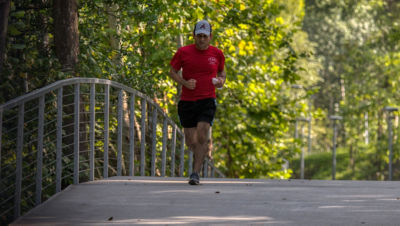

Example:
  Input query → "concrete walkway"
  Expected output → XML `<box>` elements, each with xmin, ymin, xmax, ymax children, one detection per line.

<box><xmin>12</xmin><ymin>176</ymin><xmax>400</xmax><ymax>225</ymax></box>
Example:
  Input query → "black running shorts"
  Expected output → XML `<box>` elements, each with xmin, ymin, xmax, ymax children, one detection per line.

<box><xmin>178</xmin><ymin>98</ymin><xmax>217</xmax><ymax>128</ymax></box>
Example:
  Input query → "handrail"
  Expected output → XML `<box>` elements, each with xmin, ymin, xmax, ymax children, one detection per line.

<box><xmin>0</xmin><ymin>78</ymin><xmax>224</xmax><ymax>224</ymax></box>
<box><xmin>0</xmin><ymin>78</ymin><xmax>176</xmax><ymax>128</ymax></box>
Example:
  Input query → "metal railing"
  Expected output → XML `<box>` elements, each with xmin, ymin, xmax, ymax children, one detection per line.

<box><xmin>0</xmin><ymin>78</ymin><xmax>224</xmax><ymax>223</ymax></box>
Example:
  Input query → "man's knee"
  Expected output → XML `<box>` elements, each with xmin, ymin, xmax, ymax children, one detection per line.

<box><xmin>197</xmin><ymin>132</ymin><xmax>208</xmax><ymax>145</ymax></box>
<box><xmin>184</xmin><ymin>128</ymin><xmax>197</xmax><ymax>150</ymax></box>
<box><xmin>186</xmin><ymin>139</ymin><xmax>196</xmax><ymax>150</ymax></box>
<box><xmin>197</xmin><ymin>122</ymin><xmax>210</xmax><ymax>144</ymax></box>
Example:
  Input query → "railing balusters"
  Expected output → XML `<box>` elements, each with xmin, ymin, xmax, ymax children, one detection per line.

<box><xmin>104</xmin><ymin>84</ymin><xmax>110</xmax><ymax>178</ymax></box>
<box><xmin>117</xmin><ymin>90</ymin><xmax>123</xmax><ymax>176</ymax></box>
<box><xmin>74</xmin><ymin>83</ymin><xmax>80</xmax><ymax>185</ymax></box>
<box><xmin>179</xmin><ymin>135</ymin><xmax>185</xmax><ymax>177</ymax></box>
<box><xmin>129</xmin><ymin>94</ymin><xmax>136</xmax><ymax>176</ymax></box>
<box><xmin>171</xmin><ymin>125</ymin><xmax>176</xmax><ymax>177</ymax></box>
<box><xmin>89</xmin><ymin>84</ymin><xmax>95</xmax><ymax>181</ymax></box>
<box><xmin>203</xmin><ymin>160</ymin><xmax>208</xmax><ymax>178</ymax></box>
<box><xmin>56</xmin><ymin>87</ymin><xmax>63</xmax><ymax>193</ymax></box>
<box><xmin>14</xmin><ymin>103</ymin><xmax>24</xmax><ymax>219</ymax></box>
<box><xmin>0</xmin><ymin>78</ymin><xmax>224</xmax><ymax>224</ymax></box>
<box><xmin>140</xmin><ymin>98</ymin><xmax>146</xmax><ymax>176</ymax></box>
<box><xmin>211</xmin><ymin>162</ymin><xmax>215</xmax><ymax>178</ymax></box>
<box><xmin>151</xmin><ymin>107</ymin><xmax>157</xmax><ymax>177</ymax></box>
<box><xmin>161</xmin><ymin>118</ymin><xmax>168</xmax><ymax>177</ymax></box>
<box><xmin>35</xmin><ymin>95</ymin><xmax>44</xmax><ymax>205</ymax></box>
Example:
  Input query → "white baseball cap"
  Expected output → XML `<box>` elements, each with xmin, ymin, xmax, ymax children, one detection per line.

<box><xmin>194</xmin><ymin>20</ymin><xmax>211</xmax><ymax>36</ymax></box>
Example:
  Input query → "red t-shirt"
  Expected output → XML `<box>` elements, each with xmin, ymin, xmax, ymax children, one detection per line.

<box><xmin>170</xmin><ymin>44</ymin><xmax>225</xmax><ymax>101</ymax></box>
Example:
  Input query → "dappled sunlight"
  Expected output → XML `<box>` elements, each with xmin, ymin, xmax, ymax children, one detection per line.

<box><xmin>92</xmin><ymin>179</ymin><xmax>187</xmax><ymax>184</ymax></box>
<box><xmin>327</xmin><ymin>194</ymin><xmax>400</xmax><ymax>204</ymax></box>
<box><xmin>319</xmin><ymin>205</ymin><xmax>357</xmax><ymax>209</ymax></box>
<box><xmin>90</xmin><ymin>177</ymin><xmax>268</xmax><ymax>185</ymax></box>
<box><xmin>200</xmin><ymin>180</ymin><xmax>266</xmax><ymax>184</ymax></box>
<box><xmin>12</xmin><ymin>178</ymin><xmax>400</xmax><ymax>225</ymax></box>
<box><xmin>341</xmin><ymin>198</ymin><xmax>400</xmax><ymax>202</ymax></box>
<box><xmin>376</xmin><ymin>198</ymin><xmax>400</xmax><ymax>201</ymax></box>
<box><xmin>328</xmin><ymin>194</ymin><xmax>389</xmax><ymax>199</ymax></box>
<box><xmin>114</xmin><ymin>215</ymin><xmax>288</xmax><ymax>225</ymax></box>
<box><xmin>150</xmin><ymin>189</ymin><xmax>199</xmax><ymax>194</ymax></box>
<box><xmin>341</xmin><ymin>199</ymin><xmax>368</xmax><ymax>202</ymax></box>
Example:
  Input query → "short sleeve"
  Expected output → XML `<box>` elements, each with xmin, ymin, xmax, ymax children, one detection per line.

<box><xmin>170</xmin><ymin>48</ymin><xmax>182</xmax><ymax>71</ymax></box>
<box><xmin>218</xmin><ymin>50</ymin><xmax>225</xmax><ymax>72</ymax></box>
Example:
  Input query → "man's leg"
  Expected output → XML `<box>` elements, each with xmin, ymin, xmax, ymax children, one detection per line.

<box><xmin>185</xmin><ymin>126</ymin><xmax>201</xmax><ymax>185</ymax></box>
<box><xmin>207</xmin><ymin>127</ymin><xmax>213</xmax><ymax>160</ymax></box>
<box><xmin>184</xmin><ymin>127</ymin><xmax>197</xmax><ymax>151</ymax></box>
<box><xmin>193</xmin><ymin>122</ymin><xmax>211</xmax><ymax>173</ymax></box>
<box><xmin>184</xmin><ymin>127</ymin><xmax>198</xmax><ymax>174</ymax></box>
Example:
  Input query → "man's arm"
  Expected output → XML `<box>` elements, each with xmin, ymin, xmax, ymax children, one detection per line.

<box><xmin>214</xmin><ymin>69</ymin><xmax>226</xmax><ymax>88</ymax></box>
<box><xmin>169</xmin><ymin>67</ymin><xmax>196</xmax><ymax>90</ymax></box>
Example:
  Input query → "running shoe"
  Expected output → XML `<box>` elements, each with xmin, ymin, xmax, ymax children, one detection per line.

<box><xmin>188</xmin><ymin>172</ymin><xmax>200</xmax><ymax>185</ymax></box>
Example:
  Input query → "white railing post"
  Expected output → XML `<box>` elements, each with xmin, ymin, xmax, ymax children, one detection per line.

<box><xmin>35</xmin><ymin>95</ymin><xmax>45</xmax><ymax>205</ymax></box>
<box><xmin>14</xmin><ymin>103</ymin><xmax>24</xmax><ymax>219</ymax></box>
<box><xmin>140</xmin><ymin>98</ymin><xmax>146</xmax><ymax>176</ymax></box>
<box><xmin>171</xmin><ymin>125</ymin><xmax>177</xmax><ymax>177</ymax></box>
<box><xmin>56</xmin><ymin>87</ymin><xmax>63</xmax><ymax>193</ymax></box>
<box><xmin>129</xmin><ymin>94</ymin><xmax>136</xmax><ymax>176</ymax></box>
<box><xmin>89</xmin><ymin>84</ymin><xmax>95</xmax><ymax>181</ymax></box>
<box><xmin>161</xmin><ymin>118</ymin><xmax>168</xmax><ymax>177</ymax></box>
<box><xmin>117</xmin><ymin>90</ymin><xmax>123</xmax><ymax>176</ymax></box>
<box><xmin>104</xmin><ymin>84</ymin><xmax>110</xmax><ymax>178</ymax></box>
<box><xmin>74</xmin><ymin>83</ymin><xmax>80</xmax><ymax>185</ymax></box>
<box><xmin>151</xmin><ymin>107</ymin><xmax>157</xmax><ymax>176</ymax></box>
<box><xmin>203</xmin><ymin>159</ymin><xmax>208</xmax><ymax>178</ymax></box>
<box><xmin>188</xmin><ymin>151</ymin><xmax>193</xmax><ymax>176</ymax></box>
<box><xmin>211</xmin><ymin>161</ymin><xmax>215</xmax><ymax>178</ymax></box>
<box><xmin>179</xmin><ymin>135</ymin><xmax>185</xmax><ymax>177</ymax></box>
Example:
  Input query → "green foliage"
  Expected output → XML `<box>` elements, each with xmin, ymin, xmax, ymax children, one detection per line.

<box><xmin>2</xmin><ymin>0</ymin><xmax>318</xmax><ymax>179</ymax></box>
<box><xmin>291</xmin><ymin>146</ymin><xmax>400</xmax><ymax>180</ymax></box>
<box><xmin>3</xmin><ymin>0</ymin><xmax>400</xmax><ymax>188</ymax></box>
<box><xmin>166</xmin><ymin>0</ymin><xmax>317</xmax><ymax>178</ymax></box>
<box><xmin>1</xmin><ymin>0</ymin><xmax>60</xmax><ymax>104</ymax></box>
<box><xmin>302</xmin><ymin>0</ymin><xmax>400</xmax><ymax>180</ymax></box>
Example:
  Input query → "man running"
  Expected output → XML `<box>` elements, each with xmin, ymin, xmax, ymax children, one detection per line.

<box><xmin>169</xmin><ymin>20</ymin><xmax>226</xmax><ymax>185</ymax></box>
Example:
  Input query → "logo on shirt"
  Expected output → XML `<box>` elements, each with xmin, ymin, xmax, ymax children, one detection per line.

<box><xmin>208</xmin><ymin>57</ymin><xmax>217</xmax><ymax>65</ymax></box>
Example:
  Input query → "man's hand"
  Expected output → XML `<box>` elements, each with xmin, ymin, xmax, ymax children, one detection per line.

<box><xmin>169</xmin><ymin>67</ymin><xmax>197</xmax><ymax>90</ymax></box>
<box><xmin>184</xmin><ymin>79</ymin><xmax>197</xmax><ymax>90</ymax></box>
<box><xmin>212</xmin><ymin>77</ymin><xmax>224</xmax><ymax>88</ymax></box>
<box><xmin>214</xmin><ymin>69</ymin><xmax>226</xmax><ymax>89</ymax></box>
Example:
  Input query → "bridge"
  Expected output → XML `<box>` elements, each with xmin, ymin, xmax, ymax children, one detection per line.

<box><xmin>11</xmin><ymin>177</ymin><xmax>400</xmax><ymax>225</ymax></box>
<box><xmin>1</xmin><ymin>78</ymin><xmax>400</xmax><ymax>225</ymax></box>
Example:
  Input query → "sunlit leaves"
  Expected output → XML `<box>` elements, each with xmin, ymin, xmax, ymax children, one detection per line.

<box><xmin>302</xmin><ymin>0</ymin><xmax>400</xmax><ymax>179</ymax></box>
<box><xmin>1</xmin><ymin>0</ymin><xmax>319</xmax><ymax>179</ymax></box>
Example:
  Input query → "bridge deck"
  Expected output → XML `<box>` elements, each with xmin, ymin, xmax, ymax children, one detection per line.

<box><xmin>12</xmin><ymin>177</ymin><xmax>400</xmax><ymax>225</ymax></box>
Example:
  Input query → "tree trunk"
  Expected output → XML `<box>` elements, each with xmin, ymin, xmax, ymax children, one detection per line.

<box><xmin>53</xmin><ymin>0</ymin><xmax>88</xmax><ymax>154</ymax></box>
<box><xmin>107</xmin><ymin>4</ymin><xmax>131</xmax><ymax>174</ymax></box>
<box><xmin>106</xmin><ymin>3</ymin><xmax>122</xmax><ymax>67</ymax></box>
<box><xmin>175</xmin><ymin>19</ymin><xmax>184</xmax><ymax>103</ymax></box>
<box><xmin>53</xmin><ymin>0</ymin><xmax>79</xmax><ymax>72</ymax></box>
<box><xmin>0</xmin><ymin>0</ymin><xmax>10</xmax><ymax>73</ymax></box>
<box><xmin>39</xmin><ymin>0</ymin><xmax>50</xmax><ymax>57</ymax></box>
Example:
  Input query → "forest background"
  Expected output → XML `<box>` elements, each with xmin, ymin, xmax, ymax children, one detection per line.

<box><xmin>1</xmin><ymin>0</ymin><xmax>400</xmax><ymax>180</ymax></box>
